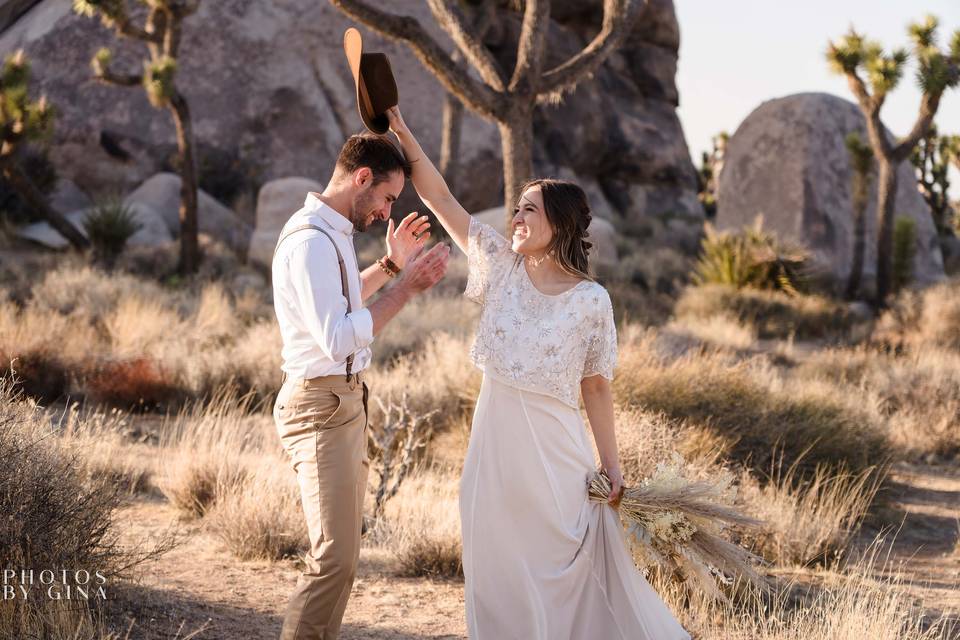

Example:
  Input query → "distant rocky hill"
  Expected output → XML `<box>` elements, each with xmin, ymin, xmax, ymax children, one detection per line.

<box><xmin>0</xmin><ymin>0</ymin><xmax>701</xmax><ymax>227</ymax></box>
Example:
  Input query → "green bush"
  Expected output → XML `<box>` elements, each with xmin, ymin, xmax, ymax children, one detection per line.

<box><xmin>693</xmin><ymin>218</ymin><xmax>809</xmax><ymax>295</ymax></box>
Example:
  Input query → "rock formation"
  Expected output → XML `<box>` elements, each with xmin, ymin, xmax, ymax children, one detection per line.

<box><xmin>717</xmin><ymin>92</ymin><xmax>944</xmax><ymax>289</ymax></box>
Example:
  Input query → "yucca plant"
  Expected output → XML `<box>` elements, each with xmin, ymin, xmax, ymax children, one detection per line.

<box><xmin>75</xmin><ymin>0</ymin><xmax>201</xmax><ymax>275</ymax></box>
<box><xmin>827</xmin><ymin>14</ymin><xmax>960</xmax><ymax>307</ymax></box>
<box><xmin>83</xmin><ymin>199</ymin><xmax>141</xmax><ymax>269</ymax></box>
<box><xmin>693</xmin><ymin>218</ymin><xmax>809</xmax><ymax>295</ymax></box>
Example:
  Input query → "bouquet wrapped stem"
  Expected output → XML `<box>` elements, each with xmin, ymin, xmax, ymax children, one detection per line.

<box><xmin>588</xmin><ymin>464</ymin><xmax>766</xmax><ymax>600</ymax></box>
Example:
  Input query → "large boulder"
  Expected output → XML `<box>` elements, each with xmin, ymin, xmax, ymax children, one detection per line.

<box><xmin>717</xmin><ymin>92</ymin><xmax>944</xmax><ymax>289</ymax></box>
<box><xmin>0</xmin><ymin>0</ymin><xmax>699</xmax><ymax>228</ymax></box>
<box><xmin>16</xmin><ymin>201</ymin><xmax>172</xmax><ymax>249</ymax></box>
<box><xmin>472</xmin><ymin>206</ymin><xmax>618</xmax><ymax>272</ymax></box>
<box><xmin>247</xmin><ymin>176</ymin><xmax>324</xmax><ymax>269</ymax></box>
<box><xmin>256</xmin><ymin>176</ymin><xmax>324</xmax><ymax>232</ymax></box>
<box><xmin>123</xmin><ymin>173</ymin><xmax>251</xmax><ymax>255</ymax></box>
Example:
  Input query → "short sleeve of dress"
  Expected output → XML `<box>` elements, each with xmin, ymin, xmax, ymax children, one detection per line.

<box><xmin>464</xmin><ymin>215</ymin><xmax>512</xmax><ymax>305</ymax></box>
<box><xmin>583</xmin><ymin>291</ymin><xmax>617</xmax><ymax>380</ymax></box>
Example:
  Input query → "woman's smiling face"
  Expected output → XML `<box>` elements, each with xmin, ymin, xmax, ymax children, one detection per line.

<box><xmin>511</xmin><ymin>186</ymin><xmax>554</xmax><ymax>255</ymax></box>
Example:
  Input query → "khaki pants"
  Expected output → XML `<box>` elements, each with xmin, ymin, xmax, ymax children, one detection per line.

<box><xmin>274</xmin><ymin>372</ymin><xmax>370</xmax><ymax>640</ymax></box>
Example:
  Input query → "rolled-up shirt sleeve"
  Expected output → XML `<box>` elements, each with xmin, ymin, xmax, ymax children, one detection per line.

<box><xmin>287</xmin><ymin>237</ymin><xmax>373</xmax><ymax>363</ymax></box>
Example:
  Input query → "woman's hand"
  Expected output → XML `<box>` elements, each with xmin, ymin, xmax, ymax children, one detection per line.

<box><xmin>386</xmin><ymin>105</ymin><xmax>410</xmax><ymax>137</ymax></box>
<box><xmin>385</xmin><ymin>211</ymin><xmax>431</xmax><ymax>269</ymax></box>
<box><xmin>604</xmin><ymin>464</ymin><xmax>624</xmax><ymax>508</ymax></box>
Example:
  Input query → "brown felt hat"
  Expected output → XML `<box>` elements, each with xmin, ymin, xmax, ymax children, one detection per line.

<box><xmin>343</xmin><ymin>27</ymin><xmax>398</xmax><ymax>135</ymax></box>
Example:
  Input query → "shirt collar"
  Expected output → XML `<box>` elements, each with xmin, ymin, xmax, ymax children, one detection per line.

<box><xmin>303</xmin><ymin>192</ymin><xmax>354</xmax><ymax>236</ymax></box>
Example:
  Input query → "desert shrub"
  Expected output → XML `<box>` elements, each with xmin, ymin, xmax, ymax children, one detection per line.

<box><xmin>875</xmin><ymin>278</ymin><xmax>960</xmax><ymax>350</ymax></box>
<box><xmin>675</xmin><ymin>284</ymin><xmax>856</xmax><ymax>340</ymax></box>
<box><xmin>613</xmin><ymin>327</ymin><xmax>891</xmax><ymax>480</ymax></box>
<box><xmin>693</xmin><ymin>219</ymin><xmax>809</xmax><ymax>294</ymax></box>
<box><xmin>0</xmin><ymin>301</ymin><xmax>99</xmax><ymax>402</ymax></box>
<box><xmin>892</xmin><ymin>215</ymin><xmax>917</xmax><ymax>292</ymax></box>
<box><xmin>0</xmin><ymin>379</ymin><xmax>154</xmax><ymax>639</ymax></box>
<box><xmin>374</xmin><ymin>467</ymin><xmax>462</xmax><ymax>578</ymax></box>
<box><xmin>84</xmin><ymin>357</ymin><xmax>181</xmax><ymax>411</ymax></box>
<box><xmin>83</xmin><ymin>199</ymin><xmax>142</xmax><ymax>269</ymax></box>
<box><xmin>206</xmin><ymin>459</ymin><xmax>306</xmax><ymax>561</ymax></box>
<box><xmin>795</xmin><ymin>345</ymin><xmax>960</xmax><ymax>459</ymax></box>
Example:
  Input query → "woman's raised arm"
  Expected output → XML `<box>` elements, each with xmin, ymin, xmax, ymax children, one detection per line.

<box><xmin>387</xmin><ymin>106</ymin><xmax>472</xmax><ymax>254</ymax></box>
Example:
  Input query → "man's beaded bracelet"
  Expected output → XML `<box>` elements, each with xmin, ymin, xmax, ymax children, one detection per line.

<box><xmin>377</xmin><ymin>256</ymin><xmax>400</xmax><ymax>278</ymax></box>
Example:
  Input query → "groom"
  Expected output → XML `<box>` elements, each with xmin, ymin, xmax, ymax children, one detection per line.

<box><xmin>272</xmin><ymin>132</ymin><xmax>450</xmax><ymax>639</ymax></box>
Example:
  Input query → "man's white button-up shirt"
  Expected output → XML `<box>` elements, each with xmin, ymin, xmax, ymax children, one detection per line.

<box><xmin>272</xmin><ymin>193</ymin><xmax>374</xmax><ymax>379</ymax></box>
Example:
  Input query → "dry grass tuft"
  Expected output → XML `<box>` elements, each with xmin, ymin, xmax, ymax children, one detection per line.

<box><xmin>655</xmin><ymin>541</ymin><xmax>955</xmax><ymax>639</ymax></box>
<box><xmin>157</xmin><ymin>389</ymin><xmax>273</xmax><ymax>520</ymax></box>
<box><xmin>206</xmin><ymin>459</ymin><xmax>307</xmax><ymax>561</ymax></box>
<box><xmin>663</xmin><ymin>313</ymin><xmax>758</xmax><ymax>351</ymax></box>
<box><xmin>740</xmin><ymin>463</ymin><xmax>885</xmax><ymax>567</ymax></box>
<box><xmin>373</xmin><ymin>467</ymin><xmax>463</xmax><ymax>578</ymax></box>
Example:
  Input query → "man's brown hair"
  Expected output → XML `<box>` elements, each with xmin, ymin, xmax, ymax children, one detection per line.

<box><xmin>335</xmin><ymin>133</ymin><xmax>411</xmax><ymax>185</ymax></box>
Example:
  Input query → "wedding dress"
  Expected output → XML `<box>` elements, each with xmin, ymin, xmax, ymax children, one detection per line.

<box><xmin>459</xmin><ymin>216</ymin><xmax>690</xmax><ymax>640</ymax></box>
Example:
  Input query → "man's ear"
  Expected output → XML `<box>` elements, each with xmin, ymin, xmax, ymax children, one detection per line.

<box><xmin>354</xmin><ymin>167</ymin><xmax>372</xmax><ymax>187</ymax></box>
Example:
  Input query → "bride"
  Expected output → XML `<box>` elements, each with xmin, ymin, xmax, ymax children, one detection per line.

<box><xmin>386</xmin><ymin>105</ymin><xmax>689</xmax><ymax>640</ymax></box>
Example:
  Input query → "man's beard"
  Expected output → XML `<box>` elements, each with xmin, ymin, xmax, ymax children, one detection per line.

<box><xmin>349</xmin><ymin>189</ymin><xmax>377</xmax><ymax>232</ymax></box>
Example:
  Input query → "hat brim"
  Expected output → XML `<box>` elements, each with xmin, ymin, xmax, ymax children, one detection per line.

<box><xmin>343</xmin><ymin>28</ymin><xmax>397</xmax><ymax>135</ymax></box>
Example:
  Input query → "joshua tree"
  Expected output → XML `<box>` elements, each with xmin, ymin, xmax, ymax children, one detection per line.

<box><xmin>911</xmin><ymin>124</ymin><xmax>956</xmax><ymax>235</ymax></box>
<box><xmin>827</xmin><ymin>15</ymin><xmax>960</xmax><ymax>307</ymax></box>
<box><xmin>845</xmin><ymin>132</ymin><xmax>873</xmax><ymax>299</ymax></box>
<box><xmin>74</xmin><ymin>0</ymin><xmax>201</xmax><ymax>275</ymax></box>
<box><xmin>331</xmin><ymin>0</ymin><xmax>646</xmax><ymax>227</ymax></box>
<box><xmin>0</xmin><ymin>51</ymin><xmax>88</xmax><ymax>250</ymax></box>
<box><xmin>438</xmin><ymin>2</ymin><xmax>499</xmax><ymax>197</ymax></box>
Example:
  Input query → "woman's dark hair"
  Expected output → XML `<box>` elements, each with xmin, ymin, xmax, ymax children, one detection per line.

<box><xmin>335</xmin><ymin>133</ymin><xmax>412</xmax><ymax>184</ymax></box>
<box><xmin>517</xmin><ymin>178</ymin><xmax>593</xmax><ymax>280</ymax></box>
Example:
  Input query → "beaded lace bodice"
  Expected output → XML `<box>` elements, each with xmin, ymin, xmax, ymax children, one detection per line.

<box><xmin>463</xmin><ymin>216</ymin><xmax>617</xmax><ymax>408</ymax></box>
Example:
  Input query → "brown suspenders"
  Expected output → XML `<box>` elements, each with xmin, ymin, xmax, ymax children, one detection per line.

<box><xmin>274</xmin><ymin>223</ymin><xmax>356</xmax><ymax>379</ymax></box>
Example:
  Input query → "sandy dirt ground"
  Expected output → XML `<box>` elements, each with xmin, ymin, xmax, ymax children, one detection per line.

<box><xmin>102</xmin><ymin>462</ymin><xmax>959</xmax><ymax>639</ymax></box>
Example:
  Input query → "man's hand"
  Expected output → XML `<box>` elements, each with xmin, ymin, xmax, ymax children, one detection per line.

<box><xmin>396</xmin><ymin>242</ymin><xmax>450</xmax><ymax>294</ymax></box>
<box><xmin>385</xmin><ymin>211</ymin><xmax>431</xmax><ymax>269</ymax></box>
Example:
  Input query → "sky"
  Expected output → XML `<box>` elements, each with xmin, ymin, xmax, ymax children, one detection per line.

<box><xmin>675</xmin><ymin>0</ymin><xmax>960</xmax><ymax>183</ymax></box>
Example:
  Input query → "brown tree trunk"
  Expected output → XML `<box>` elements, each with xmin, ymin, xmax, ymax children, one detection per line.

<box><xmin>439</xmin><ymin>93</ymin><xmax>463</xmax><ymax>195</ymax></box>
<box><xmin>0</xmin><ymin>159</ymin><xmax>89</xmax><ymax>250</ymax></box>
<box><xmin>169</xmin><ymin>91</ymin><xmax>199</xmax><ymax>275</ymax></box>
<box><xmin>498</xmin><ymin>104</ymin><xmax>534</xmax><ymax>229</ymax></box>
<box><xmin>845</xmin><ymin>170</ymin><xmax>868</xmax><ymax>300</ymax></box>
<box><xmin>874</xmin><ymin>157</ymin><xmax>898</xmax><ymax>308</ymax></box>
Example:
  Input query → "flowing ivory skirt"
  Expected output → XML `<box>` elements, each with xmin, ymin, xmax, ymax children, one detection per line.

<box><xmin>459</xmin><ymin>374</ymin><xmax>691</xmax><ymax>640</ymax></box>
